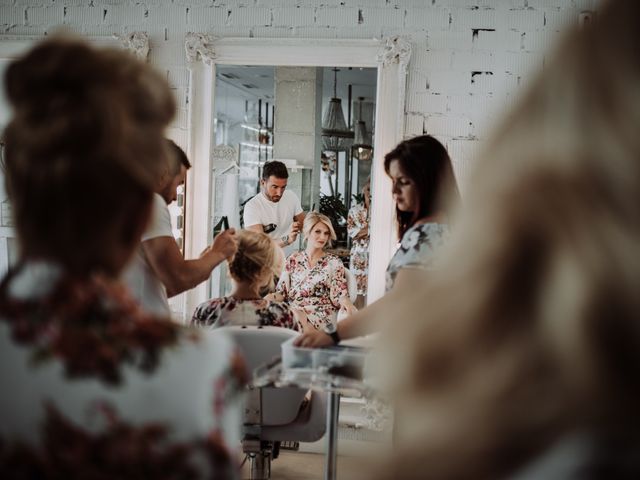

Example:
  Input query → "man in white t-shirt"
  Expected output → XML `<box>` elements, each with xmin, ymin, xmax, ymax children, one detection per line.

<box><xmin>123</xmin><ymin>140</ymin><xmax>237</xmax><ymax>317</ymax></box>
<box><xmin>243</xmin><ymin>160</ymin><xmax>306</xmax><ymax>250</ymax></box>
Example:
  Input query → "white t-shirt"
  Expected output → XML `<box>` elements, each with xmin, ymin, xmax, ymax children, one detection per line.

<box><xmin>243</xmin><ymin>190</ymin><xmax>303</xmax><ymax>241</ymax></box>
<box><xmin>122</xmin><ymin>194</ymin><xmax>173</xmax><ymax>317</ymax></box>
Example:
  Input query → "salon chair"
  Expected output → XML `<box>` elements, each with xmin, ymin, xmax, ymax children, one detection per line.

<box><xmin>337</xmin><ymin>268</ymin><xmax>359</xmax><ymax>322</ymax></box>
<box><xmin>223</xmin><ymin>325</ymin><xmax>327</xmax><ymax>480</ymax></box>
<box><xmin>344</xmin><ymin>268</ymin><xmax>358</xmax><ymax>304</ymax></box>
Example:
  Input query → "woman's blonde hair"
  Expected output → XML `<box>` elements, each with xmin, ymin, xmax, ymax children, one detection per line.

<box><xmin>3</xmin><ymin>35</ymin><xmax>174</xmax><ymax>277</ymax></box>
<box><xmin>380</xmin><ymin>1</ymin><xmax>640</xmax><ymax>478</ymax></box>
<box><xmin>229</xmin><ymin>230</ymin><xmax>282</xmax><ymax>289</ymax></box>
<box><xmin>303</xmin><ymin>212</ymin><xmax>337</xmax><ymax>246</ymax></box>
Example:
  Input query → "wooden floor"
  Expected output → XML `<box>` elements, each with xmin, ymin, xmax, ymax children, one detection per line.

<box><xmin>240</xmin><ymin>451</ymin><xmax>368</xmax><ymax>480</ymax></box>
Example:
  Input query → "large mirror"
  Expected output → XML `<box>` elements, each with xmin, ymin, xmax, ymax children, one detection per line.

<box><xmin>210</xmin><ymin>64</ymin><xmax>377</xmax><ymax>306</ymax></box>
<box><xmin>181</xmin><ymin>36</ymin><xmax>410</xmax><ymax>320</ymax></box>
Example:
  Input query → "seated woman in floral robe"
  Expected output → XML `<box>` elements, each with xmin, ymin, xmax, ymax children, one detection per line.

<box><xmin>347</xmin><ymin>181</ymin><xmax>371</xmax><ymax>304</ymax></box>
<box><xmin>273</xmin><ymin>212</ymin><xmax>356</xmax><ymax>331</ymax></box>
<box><xmin>192</xmin><ymin>230</ymin><xmax>300</xmax><ymax>331</ymax></box>
<box><xmin>0</xmin><ymin>37</ymin><xmax>244</xmax><ymax>478</ymax></box>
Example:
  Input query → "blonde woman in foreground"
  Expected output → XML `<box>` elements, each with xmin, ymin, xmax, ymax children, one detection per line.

<box><xmin>192</xmin><ymin>230</ymin><xmax>300</xmax><ymax>331</ymax></box>
<box><xmin>374</xmin><ymin>1</ymin><xmax>640</xmax><ymax>478</ymax></box>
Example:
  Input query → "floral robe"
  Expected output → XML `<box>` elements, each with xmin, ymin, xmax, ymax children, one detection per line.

<box><xmin>191</xmin><ymin>296</ymin><xmax>301</xmax><ymax>331</ymax></box>
<box><xmin>347</xmin><ymin>202</ymin><xmax>369</xmax><ymax>295</ymax></box>
<box><xmin>276</xmin><ymin>251</ymin><xmax>348</xmax><ymax>330</ymax></box>
<box><xmin>0</xmin><ymin>261</ymin><xmax>246</xmax><ymax>478</ymax></box>
<box><xmin>385</xmin><ymin>222</ymin><xmax>450</xmax><ymax>292</ymax></box>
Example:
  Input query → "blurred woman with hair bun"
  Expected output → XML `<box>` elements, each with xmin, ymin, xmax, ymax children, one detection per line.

<box><xmin>0</xmin><ymin>36</ymin><xmax>244</xmax><ymax>478</ymax></box>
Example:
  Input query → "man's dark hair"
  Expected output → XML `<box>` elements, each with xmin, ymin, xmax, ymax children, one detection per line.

<box><xmin>167</xmin><ymin>139</ymin><xmax>191</xmax><ymax>175</ymax></box>
<box><xmin>262</xmin><ymin>160</ymin><xmax>288</xmax><ymax>181</ymax></box>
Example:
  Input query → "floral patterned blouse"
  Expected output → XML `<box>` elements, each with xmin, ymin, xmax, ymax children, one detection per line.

<box><xmin>385</xmin><ymin>222</ymin><xmax>450</xmax><ymax>292</ymax></box>
<box><xmin>0</xmin><ymin>261</ymin><xmax>246</xmax><ymax>478</ymax></box>
<box><xmin>191</xmin><ymin>296</ymin><xmax>301</xmax><ymax>331</ymax></box>
<box><xmin>276</xmin><ymin>251</ymin><xmax>349</xmax><ymax>330</ymax></box>
<box><xmin>347</xmin><ymin>202</ymin><xmax>370</xmax><ymax>296</ymax></box>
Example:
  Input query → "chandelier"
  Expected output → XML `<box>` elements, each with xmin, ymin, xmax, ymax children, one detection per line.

<box><xmin>321</xmin><ymin>68</ymin><xmax>354</xmax><ymax>151</ymax></box>
<box><xmin>352</xmin><ymin>97</ymin><xmax>373</xmax><ymax>161</ymax></box>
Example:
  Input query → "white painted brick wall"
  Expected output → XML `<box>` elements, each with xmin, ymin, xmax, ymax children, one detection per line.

<box><xmin>427</xmin><ymin>29</ymin><xmax>471</xmax><ymax>51</ymax></box>
<box><xmin>359</xmin><ymin>7</ymin><xmax>405</xmax><ymax>27</ymax></box>
<box><xmin>425</xmin><ymin>114</ymin><xmax>473</xmax><ymax>138</ymax></box>
<box><xmin>451</xmin><ymin>50</ymin><xmax>495</xmax><ymax>71</ymax></box>
<box><xmin>104</xmin><ymin>5</ymin><xmax>147</xmax><ymax>26</ymax></box>
<box><xmin>472</xmin><ymin>29</ymin><xmax>521</xmax><ymax>52</ymax></box>
<box><xmin>63</xmin><ymin>6</ymin><xmax>106</xmax><ymax>26</ymax></box>
<box><xmin>0</xmin><ymin>6</ymin><xmax>25</xmax><ymax>26</ymax></box>
<box><xmin>506</xmin><ymin>8</ymin><xmax>545</xmax><ymax>31</ymax></box>
<box><xmin>26</xmin><ymin>7</ymin><xmax>64</xmax><ymax>25</ymax></box>
<box><xmin>186</xmin><ymin>6</ymin><xmax>228</xmax><ymax>30</ymax></box>
<box><xmin>404</xmin><ymin>8</ymin><xmax>450</xmax><ymax>30</ymax></box>
<box><xmin>228</xmin><ymin>6</ymin><xmax>271</xmax><ymax>27</ymax></box>
<box><xmin>271</xmin><ymin>7</ymin><xmax>315</xmax><ymax>27</ymax></box>
<box><xmin>315</xmin><ymin>7</ymin><xmax>360</xmax><ymax>28</ymax></box>
<box><xmin>0</xmin><ymin>0</ymin><xmax>602</xmax><ymax>180</ymax></box>
<box><xmin>407</xmin><ymin>91</ymin><xmax>448</xmax><ymax>116</ymax></box>
<box><xmin>453</xmin><ymin>7</ymin><xmax>505</xmax><ymax>31</ymax></box>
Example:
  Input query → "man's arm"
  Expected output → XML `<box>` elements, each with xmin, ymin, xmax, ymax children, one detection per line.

<box><xmin>247</xmin><ymin>222</ymin><xmax>289</xmax><ymax>248</ymax></box>
<box><xmin>293</xmin><ymin>211</ymin><xmax>305</xmax><ymax>227</ymax></box>
<box><xmin>246</xmin><ymin>224</ymin><xmax>263</xmax><ymax>234</ymax></box>
<box><xmin>142</xmin><ymin>229</ymin><xmax>237</xmax><ymax>298</ymax></box>
<box><xmin>278</xmin><ymin>211</ymin><xmax>306</xmax><ymax>248</ymax></box>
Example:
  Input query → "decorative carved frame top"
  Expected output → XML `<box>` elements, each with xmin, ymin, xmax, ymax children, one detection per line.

<box><xmin>185</xmin><ymin>33</ymin><xmax>217</xmax><ymax>65</ymax></box>
<box><xmin>378</xmin><ymin>36</ymin><xmax>412</xmax><ymax>73</ymax></box>
<box><xmin>182</xmin><ymin>35</ymin><xmax>412</xmax><ymax>319</ymax></box>
<box><xmin>115</xmin><ymin>32</ymin><xmax>150</xmax><ymax>61</ymax></box>
<box><xmin>0</xmin><ymin>32</ymin><xmax>149</xmax><ymax>60</ymax></box>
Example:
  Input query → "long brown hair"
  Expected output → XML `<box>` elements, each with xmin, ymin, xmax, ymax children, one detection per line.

<box><xmin>384</xmin><ymin>135</ymin><xmax>459</xmax><ymax>239</ymax></box>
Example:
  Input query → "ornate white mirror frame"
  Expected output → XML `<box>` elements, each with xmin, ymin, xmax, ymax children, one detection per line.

<box><xmin>0</xmin><ymin>33</ymin><xmax>149</xmax><ymax>278</ymax></box>
<box><xmin>183</xmin><ymin>34</ymin><xmax>411</xmax><ymax>318</ymax></box>
<box><xmin>0</xmin><ymin>32</ymin><xmax>150</xmax><ymax>60</ymax></box>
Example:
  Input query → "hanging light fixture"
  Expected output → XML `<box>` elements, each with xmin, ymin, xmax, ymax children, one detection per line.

<box><xmin>352</xmin><ymin>97</ymin><xmax>373</xmax><ymax>162</ymax></box>
<box><xmin>322</xmin><ymin>68</ymin><xmax>354</xmax><ymax>151</ymax></box>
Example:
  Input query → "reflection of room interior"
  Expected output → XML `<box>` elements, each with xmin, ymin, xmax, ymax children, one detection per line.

<box><xmin>212</xmin><ymin>65</ymin><xmax>376</xmax><ymax>298</ymax></box>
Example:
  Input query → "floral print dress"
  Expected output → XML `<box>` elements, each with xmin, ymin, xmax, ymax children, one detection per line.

<box><xmin>360</xmin><ymin>223</ymin><xmax>450</xmax><ymax>433</ymax></box>
<box><xmin>347</xmin><ymin>202</ymin><xmax>370</xmax><ymax>295</ymax></box>
<box><xmin>276</xmin><ymin>251</ymin><xmax>349</xmax><ymax>330</ymax></box>
<box><xmin>385</xmin><ymin>222</ymin><xmax>450</xmax><ymax>292</ymax></box>
<box><xmin>0</xmin><ymin>261</ymin><xmax>246</xmax><ymax>478</ymax></box>
<box><xmin>191</xmin><ymin>296</ymin><xmax>301</xmax><ymax>331</ymax></box>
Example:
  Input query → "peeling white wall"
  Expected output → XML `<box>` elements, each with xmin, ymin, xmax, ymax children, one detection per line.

<box><xmin>1</xmin><ymin>0</ymin><xmax>601</xmax><ymax>187</ymax></box>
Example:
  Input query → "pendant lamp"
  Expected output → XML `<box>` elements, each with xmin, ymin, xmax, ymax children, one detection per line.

<box><xmin>322</xmin><ymin>68</ymin><xmax>354</xmax><ymax>151</ymax></box>
<box><xmin>352</xmin><ymin>97</ymin><xmax>373</xmax><ymax>161</ymax></box>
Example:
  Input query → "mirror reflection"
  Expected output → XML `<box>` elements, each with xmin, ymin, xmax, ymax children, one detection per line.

<box><xmin>211</xmin><ymin>64</ymin><xmax>376</xmax><ymax>307</ymax></box>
